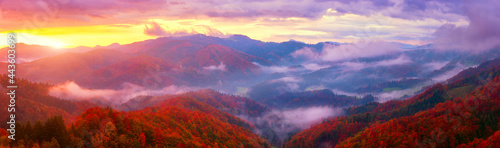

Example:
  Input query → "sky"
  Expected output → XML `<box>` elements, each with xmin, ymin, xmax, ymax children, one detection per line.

<box><xmin>0</xmin><ymin>0</ymin><xmax>495</xmax><ymax>49</ymax></box>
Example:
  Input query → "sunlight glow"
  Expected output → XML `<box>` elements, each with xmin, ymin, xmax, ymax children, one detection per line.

<box><xmin>0</xmin><ymin>33</ymin><xmax>68</xmax><ymax>48</ymax></box>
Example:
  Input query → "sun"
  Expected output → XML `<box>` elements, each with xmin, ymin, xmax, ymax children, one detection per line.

<box><xmin>0</xmin><ymin>33</ymin><xmax>69</xmax><ymax>49</ymax></box>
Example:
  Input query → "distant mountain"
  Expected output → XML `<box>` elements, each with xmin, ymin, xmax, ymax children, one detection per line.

<box><xmin>354</xmin><ymin>78</ymin><xmax>429</xmax><ymax>93</ymax></box>
<box><xmin>0</xmin><ymin>43</ymin><xmax>92</xmax><ymax>63</ymax></box>
<box><xmin>246</xmin><ymin>48</ymin><xmax>500</xmax><ymax>101</ymax></box>
<box><xmin>221</xmin><ymin>35</ymin><xmax>325</xmax><ymax>62</ymax></box>
<box><xmin>179</xmin><ymin>44</ymin><xmax>266</xmax><ymax>76</ymax></box>
<box><xmin>11</xmin><ymin>36</ymin><xmax>500</xmax><ymax>98</ymax></box>
<box><xmin>110</xmin><ymin>35</ymin><xmax>273</xmax><ymax>66</ymax></box>
<box><xmin>395</xmin><ymin>42</ymin><xmax>419</xmax><ymax>49</ymax></box>
<box><xmin>303</xmin><ymin>61</ymin><xmax>422</xmax><ymax>91</ymax></box>
<box><xmin>247</xmin><ymin>79</ymin><xmax>300</xmax><ymax>100</ymax></box>
<box><xmin>264</xmin><ymin>89</ymin><xmax>374</xmax><ymax>109</ymax></box>
<box><xmin>107</xmin><ymin>36</ymin><xmax>273</xmax><ymax>79</ymax></box>
<box><xmin>16</xmin><ymin>35</ymin><xmax>491</xmax><ymax>98</ymax></box>
<box><xmin>13</xmin><ymin>49</ymin><xmax>129</xmax><ymax>84</ymax></box>
<box><xmin>9</xmin><ymin>45</ymin><xmax>261</xmax><ymax>89</ymax></box>
<box><xmin>6</xmin><ymin>36</ymin><xmax>276</xmax><ymax>89</ymax></box>
<box><xmin>109</xmin><ymin>34</ymin><xmax>321</xmax><ymax>64</ymax></box>
<box><xmin>75</xmin><ymin>55</ymin><xmax>185</xmax><ymax>89</ymax></box>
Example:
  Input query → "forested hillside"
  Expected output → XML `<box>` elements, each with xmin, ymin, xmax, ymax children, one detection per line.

<box><xmin>287</xmin><ymin>59</ymin><xmax>500</xmax><ymax>147</ymax></box>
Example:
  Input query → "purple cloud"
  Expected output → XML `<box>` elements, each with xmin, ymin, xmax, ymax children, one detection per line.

<box><xmin>0</xmin><ymin>0</ymin><xmax>167</xmax><ymax>30</ymax></box>
<box><xmin>144</xmin><ymin>22</ymin><xmax>172</xmax><ymax>36</ymax></box>
<box><xmin>143</xmin><ymin>21</ymin><xmax>227</xmax><ymax>37</ymax></box>
<box><xmin>0</xmin><ymin>0</ymin><xmax>469</xmax><ymax>30</ymax></box>
<box><xmin>314</xmin><ymin>0</ymin><xmax>464</xmax><ymax>21</ymax></box>
<box><xmin>433</xmin><ymin>0</ymin><xmax>500</xmax><ymax>52</ymax></box>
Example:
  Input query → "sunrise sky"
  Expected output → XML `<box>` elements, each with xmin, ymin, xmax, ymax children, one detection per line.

<box><xmin>0</xmin><ymin>0</ymin><xmax>489</xmax><ymax>48</ymax></box>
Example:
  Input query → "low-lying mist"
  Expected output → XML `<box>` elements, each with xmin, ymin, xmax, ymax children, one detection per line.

<box><xmin>48</xmin><ymin>81</ymin><xmax>199</xmax><ymax>106</ymax></box>
<box><xmin>238</xmin><ymin>106</ymin><xmax>344</xmax><ymax>143</ymax></box>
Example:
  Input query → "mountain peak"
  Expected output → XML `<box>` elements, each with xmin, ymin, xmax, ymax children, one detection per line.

<box><xmin>288</xmin><ymin>39</ymin><xmax>305</xmax><ymax>43</ymax></box>
<box><xmin>229</xmin><ymin>34</ymin><xmax>252</xmax><ymax>41</ymax></box>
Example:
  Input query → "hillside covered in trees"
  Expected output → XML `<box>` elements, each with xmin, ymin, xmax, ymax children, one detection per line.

<box><xmin>286</xmin><ymin>59</ymin><xmax>500</xmax><ymax>147</ymax></box>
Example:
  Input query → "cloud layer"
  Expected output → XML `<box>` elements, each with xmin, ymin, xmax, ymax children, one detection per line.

<box><xmin>293</xmin><ymin>42</ymin><xmax>402</xmax><ymax>61</ymax></box>
<box><xmin>203</xmin><ymin>62</ymin><xmax>228</xmax><ymax>71</ymax></box>
<box><xmin>433</xmin><ymin>0</ymin><xmax>500</xmax><ymax>52</ymax></box>
<box><xmin>0</xmin><ymin>0</ymin><xmax>467</xmax><ymax>24</ymax></box>
<box><xmin>48</xmin><ymin>81</ymin><xmax>199</xmax><ymax>105</ymax></box>
<box><xmin>239</xmin><ymin>106</ymin><xmax>344</xmax><ymax>141</ymax></box>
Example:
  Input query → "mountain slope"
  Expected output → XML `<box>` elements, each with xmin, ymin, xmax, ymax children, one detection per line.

<box><xmin>118</xmin><ymin>89</ymin><xmax>269</xmax><ymax>116</ymax></box>
<box><xmin>286</xmin><ymin>58</ymin><xmax>500</xmax><ymax>147</ymax></box>
<box><xmin>172</xmin><ymin>34</ymin><xmax>325</xmax><ymax>63</ymax></box>
<box><xmin>286</xmin><ymin>83</ymin><xmax>451</xmax><ymax>147</ymax></box>
<box><xmin>9</xmin><ymin>106</ymin><xmax>271</xmax><ymax>148</ymax></box>
<box><xmin>115</xmin><ymin>36</ymin><xmax>273</xmax><ymax>70</ymax></box>
<box><xmin>0</xmin><ymin>75</ymin><xmax>100</xmax><ymax>127</ymax></box>
<box><xmin>15</xmin><ymin>49</ymin><xmax>129</xmax><ymax>83</ymax></box>
<box><xmin>154</xmin><ymin>97</ymin><xmax>256</xmax><ymax>130</ymax></box>
<box><xmin>75</xmin><ymin>55</ymin><xmax>185</xmax><ymax>89</ymax></box>
<box><xmin>175</xmin><ymin>89</ymin><xmax>269</xmax><ymax>117</ymax></box>
<box><xmin>337</xmin><ymin>75</ymin><xmax>500</xmax><ymax>147</ymax></box>
<box><xmin>181</xmin><ymin>44</ymin><xmax>264</xmax><ymax>75</ymax></box>
<box><xmin>0</xmin><ymin>95</ymin><xmax>73</xmax><ymax>127</ymax></box>
<box><xmin>3</xmin><ymin>84</ymin><xmax>271</xmax><ymax>147</ymax></box>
